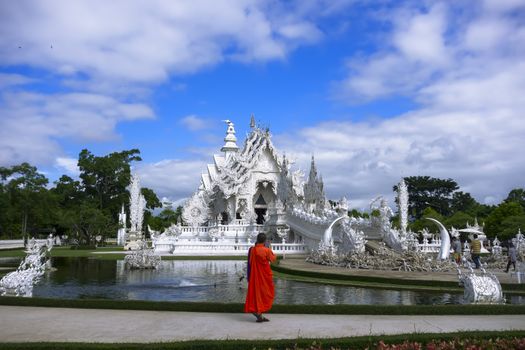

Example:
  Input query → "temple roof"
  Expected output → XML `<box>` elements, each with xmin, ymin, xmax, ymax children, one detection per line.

<box><xmin>200</xmin><ymin>124</ymin><xmax>281</xmax><ymax>199</ymax></box>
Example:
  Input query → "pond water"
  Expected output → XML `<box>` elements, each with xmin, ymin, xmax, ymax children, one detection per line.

<box><xmin>19</xmin><ymin>257</ymin><xmax>523</xmax><ymax>305</ymax></box>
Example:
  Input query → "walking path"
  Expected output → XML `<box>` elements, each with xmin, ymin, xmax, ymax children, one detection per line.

<box><xmin>0</xmin><ymin>306</ymin><xmax>524</xmax><ymax>343</ymax></box>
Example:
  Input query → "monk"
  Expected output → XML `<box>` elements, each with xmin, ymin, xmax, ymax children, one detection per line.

<box><xmin>244</xmin><ymin>232</ymin><xmax>276</xmax><ymax>322</ymax></box>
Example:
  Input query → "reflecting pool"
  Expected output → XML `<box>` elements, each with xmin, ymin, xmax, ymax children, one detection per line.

<box><xmin>21</xmin><ymin>257</ymin><xmax>524</xmax><ymax>305</ymax></box>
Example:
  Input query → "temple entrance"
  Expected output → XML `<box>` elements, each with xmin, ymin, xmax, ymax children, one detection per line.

<box><xmin>220</xmin><ymin>212</ymin><xmax>228</xmax><ymax>225</ymax></box>
<box><xmin>255</xmin><ymin>208</ymin><xmax>267</xmax><ymax>225</ymax></box>
<box><xmin>253</xmin><ymin>181</ymin><xmax>276</xmax><ymax>225</ymax></box>
<box><xmin>254</xmin><ymin>194</ymin><xmax>267</xmax><ymax>225</ymax></box>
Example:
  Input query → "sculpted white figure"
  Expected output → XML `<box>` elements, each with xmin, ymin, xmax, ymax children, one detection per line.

<box><xmin>129</xmin><ymin>173</ymin><xmax>145</xmax><ymax>234</ymax></box>
<box><xmin>0</xmin><ymin>238</ymin><xmax>53</xmax><ymax>297</ymax></box>
<box><xmin>458</xmin><ymin>265</ymin><xmax>504</xmax><ymax>304</ymax></box>
<box><xmin>124</xmin><ymin>240</ymin><xmax>161</xmax><ymax>269</ymax></box>
<box><xmin>182</xmin><ymin>191</ymin><xmax>210</xmax><ymax>227</ymax></box>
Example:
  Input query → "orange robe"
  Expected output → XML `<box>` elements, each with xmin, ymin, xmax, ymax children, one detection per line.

<box><xmin>244</xmin><ymin>243</ymin><xmax>276</xmax><ymax>314</ymax></box>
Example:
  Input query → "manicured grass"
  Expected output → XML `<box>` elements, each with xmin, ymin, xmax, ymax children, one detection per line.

<box><xmin>1</xmin><ymin>296</ymin><xmax>525</xmax><ymax>315</ymax></box>
<box><xmin>0</xmin><ymin>331</ymin><xmax>524</xmax><ymax>349</ymax></box>
<box><xmin>272</xmin><ymin>263</ymin><xmax>525</xmax><ymax>295</ymax></box>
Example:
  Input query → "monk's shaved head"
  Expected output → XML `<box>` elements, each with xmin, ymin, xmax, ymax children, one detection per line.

<box><xmin>256</xmin><ymin>233</ymin><xmax>267</xmax><ymax>244</ymax></box>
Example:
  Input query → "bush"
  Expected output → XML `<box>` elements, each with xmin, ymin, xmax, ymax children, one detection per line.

<box><xmin>70</xmin><ymin>245</ymin><xmax>97</xmax><ymax>250</ymax></box>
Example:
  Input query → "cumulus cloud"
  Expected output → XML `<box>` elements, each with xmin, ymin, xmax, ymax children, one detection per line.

<box><xmin>180</xmin><ymin>115</ymin><xmax>211</xmax><ymax>131</ymax></box>
<box><xmin>0</xmin><ymin>0</ymin><xmax>345</xmax><ymax>168</ymax></box>
<box><xmin>136</xmin><ymin>159</ymin><xmax>208</xmax><ymax>200</ymax></box>
<box><xmin>55</xmin><ymin>157</ymin><xmax>80</xmax><ymax>177</ymax></box>
<box><xmin>0</xmin><ymin>0</ymin><xmax>327</xmax><ymax>87</ymax></box>
<box><xmin>0</xmin><ymin>91</ymin><xmax>154</xmax><ymax>166</ymax></box>
<box><xmin>305</xmin><ymin>0</ymin><xmax>525</xmax><ymax>208</ymax></box>
<box><xmin>0</xmin><ymin>73</ymin><xmax>35</xmax><ymax>88</ymax></box>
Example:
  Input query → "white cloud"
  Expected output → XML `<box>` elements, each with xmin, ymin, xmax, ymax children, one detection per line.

<box><xmin>392</xmin><ymin>4</ymin><xmax>449</xmax><ymax>65</ymax></box>
<box><xmin>180</xmin><ymin>115</ymin><xmax>211</xmax><ymax>131</ymax></box>
<box><xmin>136</xmin><ymin>159</ymin><xmax>208</xmax><ymax>200</ymax></box>
<box><xmin>298</xmin><ymin>1</ymin><xmax>525</xmax><ymax>208</ymax></box>
<box><xmin>275</xmin><ymin>105</ymin><xmax>525</xmax><ymax>209</ymax></box>
<box><xmin>0</xmin><ymin>0</ymin><xmax>329</xmax><ymax>88</ymax></box>
<box><xmin>0</xmin><ymin>91</ymin><xmax>154</xmax><ymax>166</ymax></box>
<box><xmin>55</xmin><ymin>157</ymin><xmax>80</xmax><ymax>177</ymax></box>
<box><xmin>0</xmin><ymin>73</ymin><xmax>35</xmax><ymax>88</ymax></box>
<box><xmin>0</xmin><ymin>0</ymin><xmax>348</xmax><ymax>169</ymax></box>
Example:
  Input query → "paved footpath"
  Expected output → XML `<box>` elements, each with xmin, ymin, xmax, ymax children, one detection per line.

<box><xmin>0</xmin><ymin>306</ymin><xmax>524</xmax><ymax>343</ymax></box>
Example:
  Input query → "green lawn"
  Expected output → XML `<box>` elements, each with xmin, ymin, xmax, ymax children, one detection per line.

<box><xmin>2</xmin><ymin>296</ymin><xmax>525</xmax><ymax>315</ymax></box>
<box><xmin>0</xmin><ymin>331</ymin><xmax>524</xmax><ymax>350</ymax></box>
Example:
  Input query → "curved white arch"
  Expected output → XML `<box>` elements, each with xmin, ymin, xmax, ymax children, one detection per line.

<box><xmin>426</xmin><ymin>217</ymin><xmax>451</xmax><ymax>260</ymax></box>
<box><xmin>323</xmin><ymin>216</ymin><xmax>347</xmax><ymax>246</ymax></box>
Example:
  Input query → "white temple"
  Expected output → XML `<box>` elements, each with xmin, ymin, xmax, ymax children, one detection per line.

<box><xmin>152</xmin><ymin>117</ymin><xmax>370</xmax><ymax>255</ymax></box>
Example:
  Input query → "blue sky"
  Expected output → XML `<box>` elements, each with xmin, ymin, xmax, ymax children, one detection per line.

<box><xmin>1</xmin><ymin>0</ymin><xmax>524</xmax><ymax>209</ymax></box>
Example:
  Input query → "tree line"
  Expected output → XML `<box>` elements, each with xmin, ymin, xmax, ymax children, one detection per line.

<box><xmin>0</xmin><ymin>149</ymin><xmax>181</xmax><ymax>245</ymax></box>
<box><xmin>1</xmin><ymin>149</ymin><xmax>524</xmax><ymax>244</ymax></box>
<box><xmin>392</xmin><ymin>176</ymin><xmax>525</xmax><ymax>241</ymax></box>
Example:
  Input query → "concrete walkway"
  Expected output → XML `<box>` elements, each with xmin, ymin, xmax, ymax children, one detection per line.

<box><xmin>0</xmin><ymin>306</ymin><xmax>524</xmax><ymax>343</ymax></box>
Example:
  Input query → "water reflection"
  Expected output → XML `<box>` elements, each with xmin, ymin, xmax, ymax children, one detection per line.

<box><xmin>29</xmin><ymin>258</ymin><xmax>521</xmax><ymax>305</ymax></box>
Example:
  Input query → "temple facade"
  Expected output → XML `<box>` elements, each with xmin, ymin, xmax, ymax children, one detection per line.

<box><xmin>150</xmin><ymin>117</ymin><xmax>358</xmax><ymax>255</ymax></box>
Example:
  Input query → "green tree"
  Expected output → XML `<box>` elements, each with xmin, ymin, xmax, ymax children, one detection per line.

<box><xmin>147</xmin><ymin>206</ymin><xmax>182</xmax><ymax>231</ymax></box>
<box><xmin>450</xmin><ymin>191</ymin><xmax>478</xmax><ymax>213</ymax></box>
<box><xmin>393</xmin><ymin>176</ymin><xmax>459</xmax><ymax>219</ymax></box>
<box><xmin>505</xmin><ymin>188</ymin><xmax>525</xmax><ymax>208</ymax></box>
<box><xmin>78</xmin><ymin>148</ymin><xmax>141</xmax><ymax>213</ymax></box>
<box><xmin>141</xmin><ymin>188</ymin><xmax>161</xmax><ymax>210</ymax></box>
<box><xmin>484</xmin><ymin>202</ymin><xmax>524</xmax><ymax>238</ymax></box>
<box><xmin>60</xmin><ymin>202</ymin><xmax>116</xmax><ymax>245</ymax></box>
<box><xmin>499</xmin><ymin>215</ymin><xmax>525</xmax><ymax>241</ymax></box>
<box><xmin>0</xmin><ymin>163</ymin><xmax>51</xmax><ymax>241</ymax></box>
<box><xmin>409</xmin><ymin>207</ymin><xmax>444</xmax><ymax>233</ymax></box>
<box><xmin>444</xmin><ymin>211</ymin><xmax>474</xmax><ymax>230</ymax></box>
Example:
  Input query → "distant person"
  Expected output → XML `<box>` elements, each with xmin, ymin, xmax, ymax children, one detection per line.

<box><xmin>470</xmin><ymin>234</ymin><xmax>481</xmax><ymax>269</ymax></box>
<box><xmin>452</xmin><ymin>237</ymin><xmax>462</xmax><ymax>264</ymax></box>
<box><xmin>244</xmin><ymin>233</ymin><xmax>276</xmax><ymax>322</ymax></box>
<box><xmin>505</xmin><ymin>242</ymin><xmax>517</xmax><ymax>273</ymax></box>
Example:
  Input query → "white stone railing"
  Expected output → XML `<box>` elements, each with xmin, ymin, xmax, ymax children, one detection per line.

<box><xmin>179</xmin><ymin>224</ymin><xmax>265</xmax><ymax>236</ymax></box>
<box><xmin>415</xmin><ymin>241</ymin><xmax>441</xmax><ymax>253</ymax></box>
<box><xmin>0</xmin><ymin>240</ymin><xmax>24</xmax><ymax>250</ymax></box>
<box><xmin>154</xmin><ymin>241</ymin><xmax>307</xmax><ymax>256</ymax></box>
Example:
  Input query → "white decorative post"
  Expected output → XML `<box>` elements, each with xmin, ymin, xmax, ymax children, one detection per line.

<box><xmin>129</xmin><ymin>173</ymin><xmax>146</xmax><ymax>244</ymax></box>
<box><xmin>117</xmin><ymin>204</ymin><xmax>127</xmax><ymax>246</ymax></box>
<box><xmin>398</xmin><ymin>178</ymin><xmax>408</xmax><ymax>236</ymax></box>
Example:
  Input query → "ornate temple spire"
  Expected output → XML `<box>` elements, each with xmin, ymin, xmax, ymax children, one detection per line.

<box><xmin>304</xmin><ymin>155</ymin><xmax>326</xmax><ymax>212</ymax></box>
<box><xmin>221</xmin><ymin>120</ymin><xmax>239</xmax><ymax>160</ymax></box>
<box><xmin>309</xmin><ymin>155</ymin><xmax>317</xmax><ymax>179</ymax></box>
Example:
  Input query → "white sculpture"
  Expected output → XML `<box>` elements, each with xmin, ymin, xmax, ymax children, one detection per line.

<box><xmin>458</xmin><ymin>265</ymin><xmax>504</xmax><ymax>304</ymax></box>
<box><xmin>0</xmin><ymin>238</ymin><xmax>53</xmax><ymax>297</ymax></box>
<box><xmin>182</xmin><ymin>191</ymin><xmax>210</xmax><ymax>227</ymax></box>
<box><xmin>117</xmin><ymin>204</ymin><xmax>127</xmax><ymax>246</ymax></box>
<box><xmin>369</xmin><ymin>196</ymin><xmax>407</xmax><ymax>252</ymax></box>
<box><xmin>398</xmin><ymin>178</ymin><xmax>409</xmax><ymax>236</ymax></box>
<box><xmin>426</xmin><ymin>217</ymin><xmax>451</xmax><ymax>260</ymax></box>
<box><xmin>129</xmin><ymin>173</ymin><xmax>145</xmax><ymax>237</ymax></box>
<box><xmin>124</xmin><ymin>241</ymin><xmax>161</xmax><ymax>269</ymax></box>
<box><xmin>492</xmin><ymin>236</ymin><xmax>502</xmax><ymax>256</ymax></box>
<box><xmin>340</xmin><ymin>218</ymin><xmax>366</xmax><ymax>254</ymax></box>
